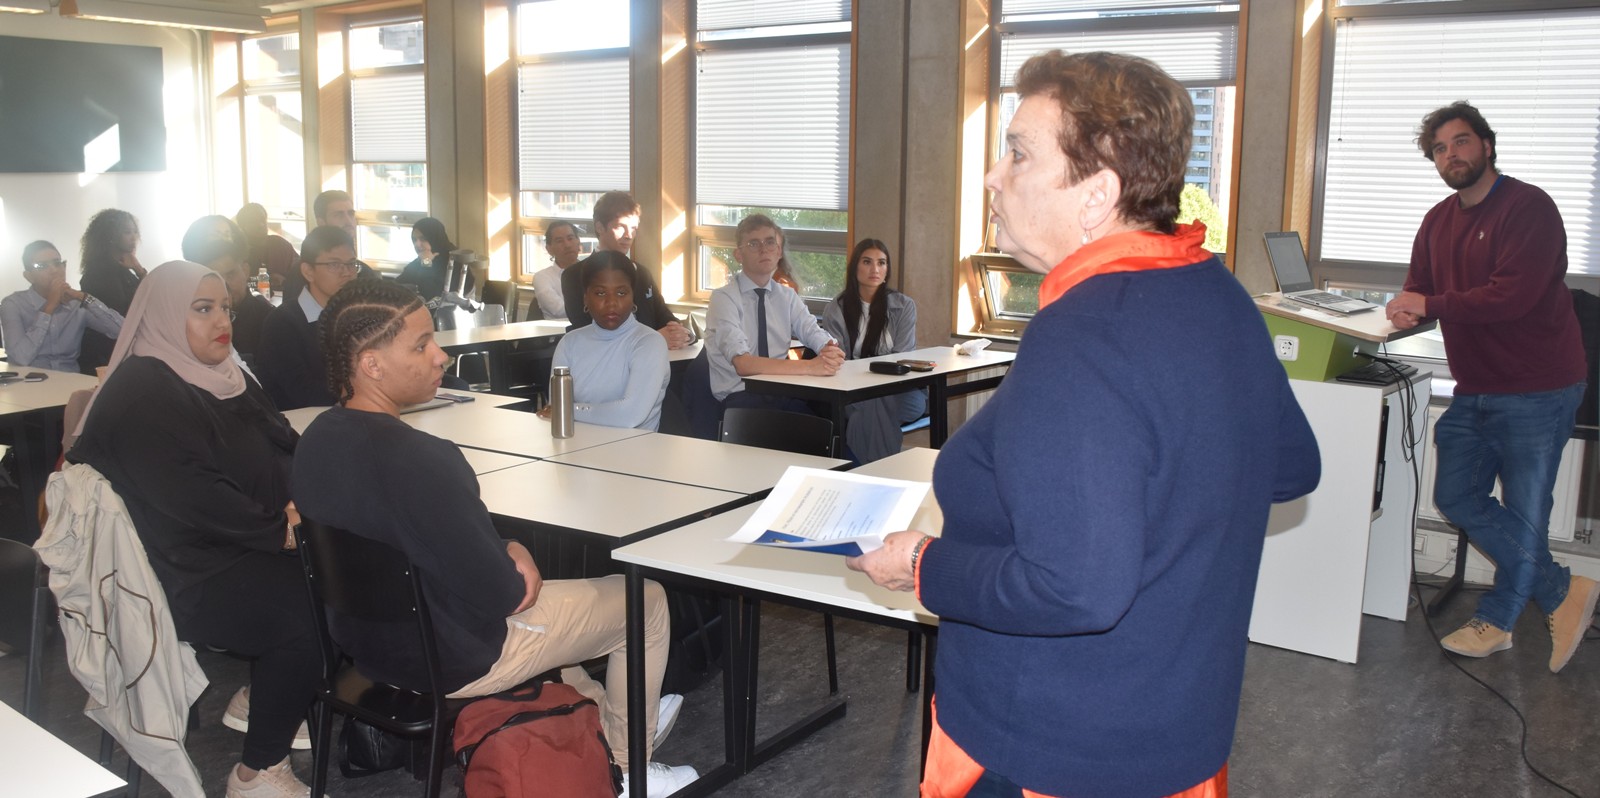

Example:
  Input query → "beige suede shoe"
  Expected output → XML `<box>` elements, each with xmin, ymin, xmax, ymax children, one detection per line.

<box><xmin>1440</xmin><ymin>618</ymin><xmax>1512</xmax><ymax>657</ymax></box>
<box><xmin>1548</xmin><ymin>575</ymin><xmax>1599</xmax><ymax>674</ymax></box>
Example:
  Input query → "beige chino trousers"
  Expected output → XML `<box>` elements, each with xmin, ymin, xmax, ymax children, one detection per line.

<box><xmin>448</xmin><ymin>575</ymin><xmax>670</xmax><ymax>768</ymax></box>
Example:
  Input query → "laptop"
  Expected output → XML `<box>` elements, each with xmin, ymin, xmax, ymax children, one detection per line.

<box><xmin>1263</xmin><ymin>232</ymin><xmax>1379</xmax><ymax>314</ymax></box>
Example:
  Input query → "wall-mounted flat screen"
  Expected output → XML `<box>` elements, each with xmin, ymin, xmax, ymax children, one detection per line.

<box><xmin>0</xmin><ymin>35</ymin><xmax>166</xmax><ymax>173</ymax></box>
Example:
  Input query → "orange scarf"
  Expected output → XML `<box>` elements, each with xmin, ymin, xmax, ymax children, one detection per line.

<box><xmin>1037</xmin><ymin>223</ymin><xmax>1212</xmax><ymax>309</ymax></box>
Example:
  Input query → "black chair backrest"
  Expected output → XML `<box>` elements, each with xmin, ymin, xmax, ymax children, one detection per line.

<box><xmin>296</xmin><ymin>519</ymin><xmax>446</xmax><ymax>693</ymax></box>
<box><xmin>719</xmin><ymin>407</ymin><xmax>835</xmax><ymax>457</ymax></box>
<box><xmin>0</xmin><ymin>538</ymin><xmax>48</xmax><ymax>718</ymax></box>
<box><xmin>481</xmin><ymin>280</ymin><xmax>517</xmax><ymax>323</ymax></box>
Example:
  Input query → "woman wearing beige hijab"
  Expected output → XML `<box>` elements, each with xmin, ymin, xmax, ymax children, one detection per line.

<box><xmin>71</xmin><ymin>261</ymin><xmax>320</xmax><ymax>798</ymax></box>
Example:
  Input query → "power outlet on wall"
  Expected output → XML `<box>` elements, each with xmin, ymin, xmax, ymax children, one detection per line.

<box><xmin>1274</xmin><ymin>335</ymin><xmax>1299</xmax><ymax>361</ymax></box>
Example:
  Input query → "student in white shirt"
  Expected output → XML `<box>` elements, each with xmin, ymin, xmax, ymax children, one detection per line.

<box><xmin>531</xmin><ymin>220</ymin><xmax>582</xmax><ymax>320</ymax></box>
<box><xmin>705</xmin><ymin>214</ymin><xmax>843</xmax><ymax>413</ymax></box>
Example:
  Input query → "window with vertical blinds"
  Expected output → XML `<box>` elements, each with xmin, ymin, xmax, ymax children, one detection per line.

<box><xmin>1321</xmin><ymin>9</ymin><xmax>1600</xmax><ymax>276</ymax></box>
<box><xmin>517</xmin><ymin>59</ymin><xmax>630</xmax><ymax>192</ymax></box>
<box><xmin>350</xmin><ymin>72</ymin><xmax>426</xmax><ymax>163</ymax></box>
<box><xmin>695</xmin><ymin>44</ymin><xmax>850</xmax><ymax>210</ymax></box>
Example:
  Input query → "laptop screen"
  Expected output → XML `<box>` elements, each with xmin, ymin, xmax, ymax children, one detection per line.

<box><xmin>1263</xmin><ymin>232</ymin><xmax>1314</xmax><ymax>293</ymax></box>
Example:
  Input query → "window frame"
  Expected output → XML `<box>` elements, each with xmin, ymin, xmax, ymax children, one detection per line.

<box><xmin>687</xmin><ymin>7</ymin><xmax>854</xmax><ymax>306</ymax></box>
<box><xmin>345</xmin><ymin>14</ymin><xmax>428</xmax><ymax>272</ymax></box>
<box><xmin>510</xmin><ymin>1</ymin><xmax>633</xmax><ymax>283</ymax></box>
<box><xmin>1308</xmin><ymin>0</ymin><xmax>1600</xmax><ymax>291</ymax></box>
<box><xmin>970</xmin><ymin>2</ymin><xmax>1242</xmax><ymax>338</ymax></box>
<box><xmin>236</xmin><ymin>26</ymin><xmax>308</xmax><ymax>245</ymax></box>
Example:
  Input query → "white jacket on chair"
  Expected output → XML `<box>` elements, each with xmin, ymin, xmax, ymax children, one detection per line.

<box><xmin>35</xmin><ymin>462</ymin><xmax>208</xmax><ymax>798</ymax></box>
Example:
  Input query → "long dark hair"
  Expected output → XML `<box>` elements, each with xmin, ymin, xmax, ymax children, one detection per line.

<box><xmin>838</xmin><ymin>239</ymin><xmax>894</xmax><ymax>358</ymax></box>
<box><xmin>413</xmin><ymin>217</ymin><xmax>455</xmax><ymax>265</ymax></box>
<box><xmin>320</xmin><ymin>280</ymin><xmax>425</xmax><ymax>404</ymax></box>
<box><xmin>81</xmin><ymin>208</ymin><xmax>138</xmax><ymax>276</ymax></box>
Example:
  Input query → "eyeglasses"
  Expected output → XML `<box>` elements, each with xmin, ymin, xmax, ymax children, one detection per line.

<box><xmin>314</xmin><ymin>259</ymin><xmax>362</xmax><ymax>273</ymax></box>
<box><xmin>25</xmin><ymin>258</ymin><xmax>66</xmax><ymax>272</ymax></box>
<box><xmin>740</xmin><ymin>237</ymin><xmax>781</xmax><ymax>252</ymax></box>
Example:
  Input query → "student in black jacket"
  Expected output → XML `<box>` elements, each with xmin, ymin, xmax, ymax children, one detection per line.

<box><xmin>256</xmin><ymin>226</ymin><xmax>359</xmax><ymax>410</ymax></box>
<box><xmin>77</xmin><ymin>208</ymin><xmax>146</xmax><ymax>373</ymax></box>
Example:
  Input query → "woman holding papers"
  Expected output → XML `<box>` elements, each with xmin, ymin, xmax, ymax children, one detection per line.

<box><xmin>540</xmin><ymin>251</ymin><xmax>671</xmax><ymax>430</ymax></box>
<box><xmin>848</xmin><ymin>51</ymin><xmax>1320</xmax><ymax>798</ymax></box>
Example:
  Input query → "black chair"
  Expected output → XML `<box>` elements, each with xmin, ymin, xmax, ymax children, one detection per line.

<box><xmin>718</xmin><ymin>407</ymin><xmax>837</xmax><ymax>457</ymax></box>
<box><xmin>295</xmin><ymin>519</ymin><xmax>465</xmax><ymax>798</ymax></box>
<box><xmin>0</xmin><ymin>538</ymin><xmax>143</xmax><ymax>797</ymax></box>
<box><xmin>480</xmin><ymin>280</ymin><xmax>518</xmax><ymax>323</ymax></box>
<box><xmin>716</xmin><ymin>409</ymin><xmax>844</xmax><ymax>693</ymax></box>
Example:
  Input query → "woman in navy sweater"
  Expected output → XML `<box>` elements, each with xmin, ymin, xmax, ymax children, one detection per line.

<box><xmin>849</xmin><ymin>51</ymin><xmax>1321</xmax><ymax>798</ymax></box>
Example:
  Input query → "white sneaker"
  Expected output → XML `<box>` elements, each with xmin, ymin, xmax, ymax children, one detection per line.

<box><xmin>618</xmin><ymin>762</ymin><xmax>698</xmax><ymax>798</ymax></box>
<box><xmin>222</xmin><ymin>686</ymin><xmax>312</xmax><ymax>750</ymax></box>
<box><xmin>225</xmin><ymin>758</ymin><xmax>316</xmax><ymax>798</ymax></box>
<box><xmin>654</xmin><ymin>694</ymin><xmax>683</xmax><ymax>748</ymax></box>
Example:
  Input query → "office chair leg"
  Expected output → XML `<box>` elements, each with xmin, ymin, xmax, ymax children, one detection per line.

<box><xmin>124</xmin><ymin>761</ymin><xmax>142</xmax><ymax>797</ymax></box>
<box><xmin>425</xmin><ymin>725</ymin><xmax>447</xmax><ymax>798</ymax></box>
<box><xmin>99</xmin><ymin>729</ymin><xmax>115</xmax><ymax>766</ymax></box>
<box><xmin>823</xmin><ymin>614</ymin><xmax>839</xmax><ymax>695</ymax></box>
<box><xmin>906</xmin><ymin>631</ymin><xmax>921</xmax><ymax>693</ymax></box>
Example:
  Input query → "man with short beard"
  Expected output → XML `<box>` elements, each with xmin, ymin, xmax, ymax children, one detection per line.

<box><xmin>1387</xmin><ymin>102</ymin><xmax>1592</xmax><ymax>671</ymax></box>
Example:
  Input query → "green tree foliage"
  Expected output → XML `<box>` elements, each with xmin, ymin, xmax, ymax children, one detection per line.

<box><xmin>1176</xmin><ymin>184</ymin><xmax>1227</xmax><ymax>253</ymax></box>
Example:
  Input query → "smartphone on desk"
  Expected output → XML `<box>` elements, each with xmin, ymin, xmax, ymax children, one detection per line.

<box><xmin>869</xmin><ymin>361</ymin><xmax>911</xmax><ymax>375</ymax></box>
<box><xmin>898</xmin><ymin>359</ymin><xmax>936</xmax><ymax>372</ymax></box>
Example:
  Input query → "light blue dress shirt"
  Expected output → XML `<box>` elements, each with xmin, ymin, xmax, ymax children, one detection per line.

<box><xmin>705</xmin><ymin>271</ymin><xmax>834</xmax><ymax>401</ymax></box>
<box><xmin>0</xmin><ymin>288</ymin><xmax>124</xmax><ymax>371</ymax></box>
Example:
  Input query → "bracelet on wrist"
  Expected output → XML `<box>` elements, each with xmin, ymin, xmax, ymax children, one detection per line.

<box><xmin>908</xmin><ymin>535</ymin><xmax>932</xmax><ymax>576</ymax></box>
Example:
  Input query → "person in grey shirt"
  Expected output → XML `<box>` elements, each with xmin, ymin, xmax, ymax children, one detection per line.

<box><xmin>1</xmin><ymin>240</ymin><xmax>124</xmax><ymax>372</ymax></box>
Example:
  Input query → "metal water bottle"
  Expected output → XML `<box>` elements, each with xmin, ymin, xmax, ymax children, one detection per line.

<box><xmin>549</xmin><ymin>366</ymin><xmax>574</xmax><ymax>438</ymax></box>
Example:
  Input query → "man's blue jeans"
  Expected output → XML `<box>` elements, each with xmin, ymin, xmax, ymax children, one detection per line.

<box><xmin>1433</xmin><ymin>382</ymin><xmax>1585</xmax><ymax>632</ymax></box>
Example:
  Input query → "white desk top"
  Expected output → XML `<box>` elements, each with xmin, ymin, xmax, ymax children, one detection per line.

<box><xmin>0</xmin><ymin>363</ymin><xmax>100</xmax><ymax>413</ymax></box>
<box><xmin>611</xmin><ymin>447</ymin><xmax>944</xmax><ymax>624</ymax></box>
<box><xmin>435</xmin><ymin>320</ymin><xmax>568</xmax><ymax>348</ymax></box>
<box><xmin>668</xmin><ymin>340</ymin><xmax>703</xmax><ymax>363</ymax></box>
<box><xmin>0</xmin><ymin>700</ymin><xmax>126</xmax><ymax>798</ymax></box>
<box><xmin>460</xmin><ymin>447</ymin><xmax>537</xmax><ymax>475</ymax></box>
<box><xmin>1254</xmin><ymin>293</ymin><xmax>1436</xmax><ymax>344</ymax></box>
<box><xmin>282</xmin><ymin>393</ymin><xmax>524</xmax><ymax>434</ymax></box>
<box><xmin>547</xmin><ymin>433</ymin><xmax>848</xmax><ymax>494</ymax></box>
<box><xmin>742</xmin><ymin>345</ymin><xmax>1015</xmax><ymax>395</ymax></box>
<box><xmin>404</xmin><ymin>406</ymin><xmax>651</xmax><ymax>458</ymax></box>
<box><xmin>478</xmin><ymin>460</ymin><xmax>746</xmax><ymax>542</ymax></box>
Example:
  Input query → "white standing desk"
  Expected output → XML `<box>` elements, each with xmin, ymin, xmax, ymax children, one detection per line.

<box><xmin>611</xmin><ymin>447</ymin><xmax>943</xmax><ymax>796</ymax></box>
<box><xmin>545</xmin><ymin>432</ymin><xmax>848</xmax><ymax>495</ymax></box>
<box><xmin>1248</xmin><ymin>374</ymin><xmax>1430</xmax><ymax>663</ymax></box>
<box><xmin>403</xmin><ymin>406</ymin><xmax>651</xmax><ymax>458</ymax></box>
<box><xmin>0</xmin><ymin>700</ymin><xmax>126</xmax><ymax>798</ymax></box>
<box><xmin>741</xmin><ymin>346</ymin><xmax>1014</xmax><ymax>446</ymax></box>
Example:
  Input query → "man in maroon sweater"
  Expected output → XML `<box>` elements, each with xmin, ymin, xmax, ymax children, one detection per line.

<box><xmin>1388</xmin><ymin>102</ymin><xmax>1593</xmax><ymax>672</ymax></box>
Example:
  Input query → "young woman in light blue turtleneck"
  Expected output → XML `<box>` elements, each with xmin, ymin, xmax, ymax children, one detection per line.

<box><xmin>543</xmin><ymin>251</ymin><xmax>670</xmax><ymax>430</ymax></box>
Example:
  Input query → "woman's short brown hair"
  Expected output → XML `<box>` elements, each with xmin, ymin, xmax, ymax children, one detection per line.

<box><xmin>1013</xmin><ymin>50</ymin><xmax>1193</xmax><ymax>234</ymax></box>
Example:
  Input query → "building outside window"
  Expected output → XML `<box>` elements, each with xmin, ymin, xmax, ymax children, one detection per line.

<box><xmin>239</xmin><ymin>30</ymin><xmax>306</xmax><ymax>243</ymax></box>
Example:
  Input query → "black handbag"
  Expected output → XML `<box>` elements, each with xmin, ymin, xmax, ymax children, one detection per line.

<box><xmin>338</xmin><ymin>717</ymin><xmax>414</xmax><ymax>778</ymax></box>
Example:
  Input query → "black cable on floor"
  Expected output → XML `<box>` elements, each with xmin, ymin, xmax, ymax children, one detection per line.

<box><xmin>1385</xmin><ymin>357</ymin><xmax>1586</xmax><ymax>798</ymax></box>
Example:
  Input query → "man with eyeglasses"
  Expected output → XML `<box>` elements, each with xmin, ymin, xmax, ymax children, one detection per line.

<box><xmin>0</xmin><ymin>240</ymin><xmax>124</xmax><ymax>372</ymax></box>
<box><xmin>706</xmin><ymin>214</ymin><xmax>843</xmax><ymax>412</ymax></box>
<box><xmin>272</xmin><ymin>190</ymin><xmax>379</xmax><ymax>302</ymax></box>
<box><xmin>561</xmin><ymin>191</ymin><xmax>694</xmax><ymax>349</ymax></box>
<box><xmin>257</xmin><ymin>226</ymin><xmax>362</xmax><ymax>410</ymax></box>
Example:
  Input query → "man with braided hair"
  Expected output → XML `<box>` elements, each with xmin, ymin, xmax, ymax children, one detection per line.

<box><xmin>292</xmin><ymin>280</ymin><xmax>697</xmax><ymax>797</ymax></box>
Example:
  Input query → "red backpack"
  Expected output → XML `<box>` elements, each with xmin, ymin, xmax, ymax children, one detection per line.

<box><xmin>453</xmin><ymin>680</ymin><xmax>622</xmax><ymax>797</ymax></box>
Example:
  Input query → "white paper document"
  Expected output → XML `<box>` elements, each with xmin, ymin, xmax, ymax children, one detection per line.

<box><xmin>727</xmin><ymin>466</ymin><xmax>930</xmax><ymax>556</ymax></box>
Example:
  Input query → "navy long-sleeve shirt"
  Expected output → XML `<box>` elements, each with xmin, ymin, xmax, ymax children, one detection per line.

<box><xmin>918</xmin><ymin>257</ymin><xmax>1319</xmax><ymax>798</ymax></box>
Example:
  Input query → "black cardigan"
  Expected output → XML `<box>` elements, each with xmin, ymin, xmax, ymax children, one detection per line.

<box><xmin>69</xmin><ymin>356</ymin><xmax>297</xmax><ymax>605</ymax></box>
<box><xmin>78</xmin><ymin>260</ymin><xmax>142</xmax><ymax>373</ymax></box>
<box><xmin>256</xmin><ymin>297</ymin><xmax>335</xmax><ymax>411</ymax></box>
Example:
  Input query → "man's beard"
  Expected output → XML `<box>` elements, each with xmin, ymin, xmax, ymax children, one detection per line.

<box><xmin>1440</xmin><ymin>156</ymin><xmax>1488</xmax><ymax>190</ymax></box>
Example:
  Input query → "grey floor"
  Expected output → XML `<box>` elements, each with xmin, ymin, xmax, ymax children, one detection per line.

<box><xmin>4</xmin><ymin>584</ymin><xmax>1600</xmax><ymax>798</ymax></box>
